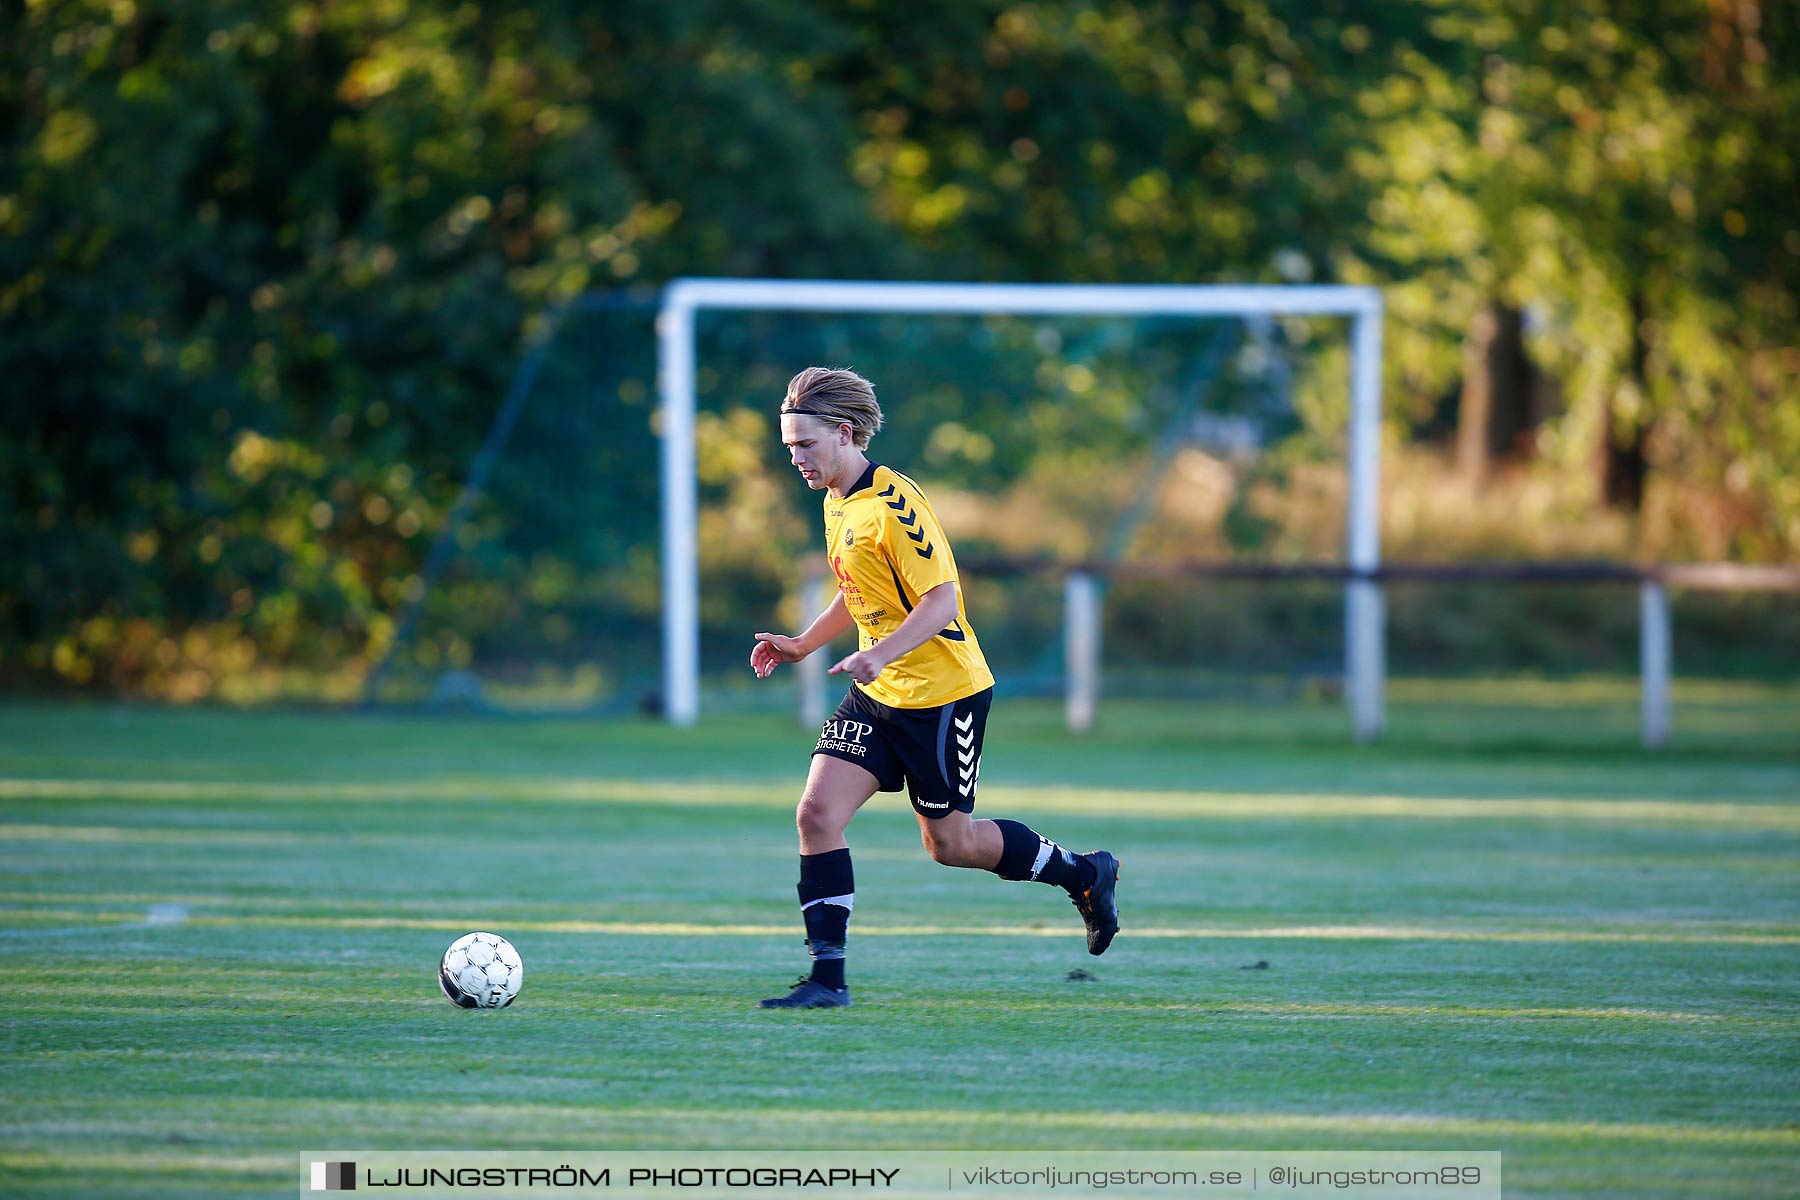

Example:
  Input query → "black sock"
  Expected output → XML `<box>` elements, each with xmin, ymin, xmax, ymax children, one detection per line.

<box><xmin>991</xmin><ymin>818</ymin><xmax>1097</xmax><ymax>891</ymax></box>
<box><xmin>798</xmin><ymin>848</ymin><xmax>853</xmax><ymax>991</ymax></box>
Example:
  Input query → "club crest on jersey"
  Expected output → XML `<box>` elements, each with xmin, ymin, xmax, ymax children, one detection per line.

<box><xmin>843</xmin><ymin>529</ymin><xmax>854</xmax><ymax>547</ymax></box>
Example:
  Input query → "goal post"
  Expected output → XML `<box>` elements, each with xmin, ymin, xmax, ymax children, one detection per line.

<box><xmin>656</xmin><ymin>278</ymin><xmax>1387</xmax><ymax>739</ymax></box>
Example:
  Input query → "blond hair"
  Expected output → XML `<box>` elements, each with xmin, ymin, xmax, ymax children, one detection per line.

<box><xmin>781</xmin><ymin>367</ymin><xmax>883</xmax><ymax>449</ymax></box>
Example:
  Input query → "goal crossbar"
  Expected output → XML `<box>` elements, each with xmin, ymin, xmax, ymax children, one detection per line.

<box><xmin>656</xmin><ymin>277</ymin><xmax>1387</xmax><ymax>738</ymax></box>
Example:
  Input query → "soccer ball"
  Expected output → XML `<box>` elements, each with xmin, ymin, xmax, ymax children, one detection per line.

<box><xmin>438</xmin><ymin>932</ymin><xmax>522</xmax><ymax>1008</ymax></box>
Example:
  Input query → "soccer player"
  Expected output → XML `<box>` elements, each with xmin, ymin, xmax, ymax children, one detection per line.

<box><xmin>749</xmin><ymin>367</ymin><xmax>1121</xmax><ymax>1009</ymax></box>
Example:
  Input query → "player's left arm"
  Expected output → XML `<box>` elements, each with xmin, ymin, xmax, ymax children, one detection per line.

<box><xmin>828</xmin><ymin>581</ymin><xmax>959</xmax><ymax>685</ymax></box>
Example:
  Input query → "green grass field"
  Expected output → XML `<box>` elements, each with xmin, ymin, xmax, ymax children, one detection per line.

<box><xmin>3</xmin><ymin>683</ymin><xmax>1797</xmax><ymax>1198</ymax></box>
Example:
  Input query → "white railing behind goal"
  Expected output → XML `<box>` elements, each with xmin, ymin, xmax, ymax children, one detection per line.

<box><xmin>656</xmin><ymin>278</ymin><xmax>1386</xmax><ymax>740</ymax></box>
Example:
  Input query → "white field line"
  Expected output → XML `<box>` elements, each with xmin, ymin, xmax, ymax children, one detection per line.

<box><xmin>0</xmin><ymin>904</ymin><xmax>186</xmax><ymax>939</ymax></box>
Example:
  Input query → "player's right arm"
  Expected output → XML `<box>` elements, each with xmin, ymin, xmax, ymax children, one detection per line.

<box><xmin>750</xmin><ymin>591</ymin><xmax>854</xmax><ymax>678</ymax></box>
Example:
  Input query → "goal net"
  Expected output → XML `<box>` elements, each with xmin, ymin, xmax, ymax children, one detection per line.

<box><xmin>658</xmin><ymin>280</ymin><xmax>1385</xmax><ymax>738</ymax></box>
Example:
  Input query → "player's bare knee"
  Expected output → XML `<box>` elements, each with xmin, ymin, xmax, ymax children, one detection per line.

<box><xmin>922</xmin><ymin>826</ymin><xmax>973</xmax><ymax>867</ymax></box>
<box><xmin>795</xmin><ymin>794</ymin><xmax>843</xmax><ymax>843</ymax></box>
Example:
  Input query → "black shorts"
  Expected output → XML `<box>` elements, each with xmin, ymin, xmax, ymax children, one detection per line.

<box><xmin>812</xmin><ymin>685</ymin><xmax>993</xmax><ymax>818</ymax></box>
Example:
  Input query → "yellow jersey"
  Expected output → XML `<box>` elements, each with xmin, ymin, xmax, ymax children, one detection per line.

<box><xmin>823</xmin><ymin>463</ymin><xmax>994</xmax><ymax>709</ymax></box>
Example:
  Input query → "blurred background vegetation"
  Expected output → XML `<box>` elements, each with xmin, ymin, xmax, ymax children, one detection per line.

<box><xmin>2</xmin><ymin>0</ymin><xmax>1795</xmax><ymax>706</ymax></box>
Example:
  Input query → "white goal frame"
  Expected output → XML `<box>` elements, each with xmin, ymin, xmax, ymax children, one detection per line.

<box><xmin>656</xmin><ymin>278</ymin><xmax>1387</xmax><ymax>740</ymax></box>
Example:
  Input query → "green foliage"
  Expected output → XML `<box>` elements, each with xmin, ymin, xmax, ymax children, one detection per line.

<box><xmin>1351</xmin><ymin>0</ymin><xmax>1800</xmax><ymax>554</ymax></box>
<box><xmin>0</xmin><ymin>1</ymin><xmax>1794</xmax><ymax>698</ymax></box>
<box><xmin>0</xmin><ymin>0</ymin><xmax>892</xmax><ymax>697</ymax></box>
